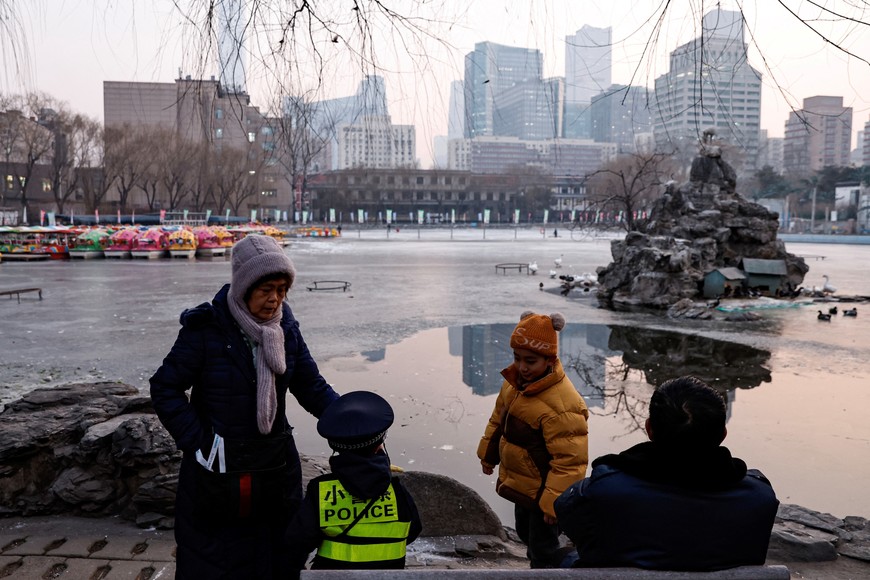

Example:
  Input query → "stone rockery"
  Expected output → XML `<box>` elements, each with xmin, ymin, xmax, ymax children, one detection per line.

<box><xmin>596</xmin><ymin>138</ymin><xmax>809</xmax><ymax>309</ymax></box>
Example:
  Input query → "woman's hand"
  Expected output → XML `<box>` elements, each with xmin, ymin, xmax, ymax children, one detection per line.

<box><xmin>481</xmin><ymin>461</ymin><xmax>494</xmax><ymax>475</ymax></box>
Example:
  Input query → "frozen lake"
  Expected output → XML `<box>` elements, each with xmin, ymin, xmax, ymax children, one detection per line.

<box><xmin>2</xmin><ymin>226</ymin><xmax>868</xmax><ymax>525</ymax></box>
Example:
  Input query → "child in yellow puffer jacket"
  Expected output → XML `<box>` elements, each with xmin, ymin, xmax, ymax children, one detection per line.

<box><xmin>477</xmin><ymin>311</ymin><xmax>589</xmax><ymax>569</ymax></box>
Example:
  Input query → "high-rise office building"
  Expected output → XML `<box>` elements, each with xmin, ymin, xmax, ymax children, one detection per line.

<box><xmin>565</xmin><ymin>26</ymin><xmax>612</xmax><ymax>105</ymax></box>
<box><xmin>863</xmin><ymin>120</ymin><xmax>870</xmax><ymax>167</ymax></box>
<box><xmin>851</xmin><ymin>130</ymin><xmax>864</xmax><ymax>166</ymax></box>
<box><xmin>446</xmin><ymin>136</ymin><xmax>614</xmax><ymax>176</ymax></box>
<box><xmin>494</xmin><ymin>77</ymin><xmax>563</xmax><ymax>141</ymax></box>
<box><xmin>590</xmin><ymin>84</ymin><xmax>652</xmax><ymax>153</ymax></box>
<box><xmin>757</xmin><ymin>130</ymin><xmax>784</xmax><ymax>174</ymax></box>
<box><xmin>285</xmin><ymin>75</ymin><xmax>392</xmax><ymax>170</ymax></box>
<box><xmin>564</xmin><ymin>25</ymin><xmax>611</xmax><ymax>139</ymax></box>
<box><xmin>336</xmin><ymin>116</ymin><xmax>415</xmax><ymax>169</ymax></box>
<box><xmin>783</xmin><ymin>96</ymin><xmax>853</xmax><ymax>174</ymax></box>
<box><xmin>448</xmin><ymin>80</ymin><xmax>465</xmax><ymax>140</ymax></box>
<box><xmin>217</xmin><ymin>0</ymin><xmax>247</xmax><ymax>94</ymax></box>
<box><xmin>652</xmin><ymin>8</ymin><xmax>761</xmax><ymax>173</ymax></box>
<box><xmin>463</xmin><ymin>41</ymin><xmax>543</xmax><ymax>138</ymax></box>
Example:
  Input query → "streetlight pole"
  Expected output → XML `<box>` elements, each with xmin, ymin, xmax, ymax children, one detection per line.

<box><xmin>810</xmin><ymin>185</ymin><xmax>817</xmax><ymax>233</ymax></box>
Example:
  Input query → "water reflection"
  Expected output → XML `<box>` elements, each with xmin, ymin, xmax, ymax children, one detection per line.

<box><xmin>457</xmin><ymin>323</ymin><xmax>772</xmax><ymax>434</ymax></box>
<box><xmin>604</xmin><ymin>326</ymin><xmax>773</xmax><ymax>390</ymax></box>
<box><xmin>302</xmin><ymin>322</ymin><xmax>859</xmax><ymax>526</ymax></box>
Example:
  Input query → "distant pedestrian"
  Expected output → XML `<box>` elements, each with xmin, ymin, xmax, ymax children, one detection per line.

<box><xmin>478</xmin><ymin>311</ymin><xmax>589</xmax><ymax>569</ymax></box>
<box><xmin>553</xmin><ymin>229</ymin><xmax>558</xmax><ymax>238</ymax></box>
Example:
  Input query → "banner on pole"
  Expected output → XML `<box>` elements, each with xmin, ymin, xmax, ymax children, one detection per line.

<box><xmin>358</xmin><ymin>209</ymin><xmax>364</xmax><ymax>224</ymax></box>
<box><xmin>543</xmin><ymin>210</ymin><xmax>549</xmax><ymax>224</ymax></box>
<box><xmin>250</xmin><ymin>209</ymin><xmax>257</xmax><ymax>222</ymax></box>
<box><xmin>95</xmin><ymin>209</ymin><xmax>100</xmax><ymax>224</ymax></box>
<box><xmin>47</xmin><ymin>212</ymin><xmax>56</xmax><ymax>226</ymax></box>
<box><xmin>483</xmin><ymin>209</ymin><xmax>491</xmax><ymax>224</ymax></box>
<box><xmin>206</xmin><ymin>209</ymin><xmax>212</xmax><ymax>223</ymax></box>
<box><xmin>386</xmin><ymin>209</ymin><xmax>392</xmax><ymax>224</ymax></box>
<box><xmin>40</xmin><ymin>210</ymin><xmax>45</xmax><ymax>226</ymax></box>
<box><xmin>160</xmin><ymin>209</ymin><xmax>166</xmax><ymax>223</ymax></box>
<box><xmin>417</xmin><ymin>210</ymin><xmax>424</xmax><ymax>225</ymax></box>
<box><xmin>183</xmin><ymin>209</ymin><xmax>189</xmax><ymax>221</ymax></box>
<box><xmin>451</xmin><ymin>208</ymin><xmax>456</xmax><ymax>224</ymax></box>
<box><xmin>330</xmin><ymin>208</ymin><xmax>336</xmax><ymax>223</ymax></box>
<box><xmin>302</xmin><ymin>211</ymin><xmax>309</xmax><ymax>224</ymax></box>
<box><xmin>225</xmin><ymin>208</ymin><xmax>231</xmax><ymax>222</ymax></box>
<box><xmin>513</xmin><ymin>209</ymin><xmax>520</xmax><ymax>224</ymax></box>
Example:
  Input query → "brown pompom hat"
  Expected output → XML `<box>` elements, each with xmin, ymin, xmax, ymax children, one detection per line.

<box><xmin>509</xmin><ymin>311</ymin><xmax>566</xmax><ymax>358</ymax></box>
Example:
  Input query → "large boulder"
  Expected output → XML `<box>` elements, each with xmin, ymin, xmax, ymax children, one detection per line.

<box><xmin>398</xmin><ymin>471</ymin><xmax>505</xmax><ymax>539</ymax></box>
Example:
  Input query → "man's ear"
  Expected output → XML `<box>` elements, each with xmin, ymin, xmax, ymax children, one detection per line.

<box><xmin>644</xmin><ymin>418</ymin><xmax>653</xmax><ymax>441</ymax></box>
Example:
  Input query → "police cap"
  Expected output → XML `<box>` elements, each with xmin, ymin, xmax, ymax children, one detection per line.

<box><xmin>317</xmin><ymin>391</ymin><xmax>394</xmax><ymax>451</ymax></box>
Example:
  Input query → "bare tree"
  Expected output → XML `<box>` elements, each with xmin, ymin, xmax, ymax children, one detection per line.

<box><xmin>157</xmin><ymin>132</ymin><xmax>197</xmax><ymax>211</ymax></box>
<box><xmin>585</xmin><ymin>151</ymin><xmax>679</xmax><ymax>232</ymax></box>
<box><xmin>46</xmin><ymin>108</ymin><xmax>81</xmax><ymax>215</ymax></box>
<box><xmin>184</xmin><ymin>141</ymin><xmax>217</xmax><ymax>212</ymax></box>
<box><xmin>137</xmin><ymin>169</ymin><xmax>163</xmax><ymax>212</ymax></box>
<box><xmin>0</xmin><ymin>95</ymin><xmax>22</xmax><ymax>208</ymax></box>
<box><xmin>77</xmin><ymin>119</ymin><xmax>114</xmax><ymax>213</ymax></box>
<box><xmin>0</xmin><ymin>93</ymin><xmax>56</xmax><ymax>217</ymax></box>
<box><xmin>104</xmin><ymin>124</ymin><xmax>151</xmax><ymax>214</ymax></box>
<box><xmin>212</xmin><ymin>146</ymin><xmax>256</xmax><ymax>215</ymax></box>
<box><xmin>273</xmin><ymin>94</ymin><xmax>329</xmax><ymax>217</ymax></box>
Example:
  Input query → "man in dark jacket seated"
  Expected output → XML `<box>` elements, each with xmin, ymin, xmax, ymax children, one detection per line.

<box><xmin>554</xmin><ymin>375</ymin><xmax>779</xmax><ymax>571</ymax></box>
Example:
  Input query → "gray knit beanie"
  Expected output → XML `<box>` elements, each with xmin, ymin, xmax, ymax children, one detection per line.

<box><xmin>230</xmin><ymin>235</ymin><xmax>296</xmax><ymax>301</ymax></box>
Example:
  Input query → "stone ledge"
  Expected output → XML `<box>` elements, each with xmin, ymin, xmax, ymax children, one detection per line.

<box><xmin>301</xmin><ymin>565</ymin><xmax>791</xmax><ymax>579</ymax></box>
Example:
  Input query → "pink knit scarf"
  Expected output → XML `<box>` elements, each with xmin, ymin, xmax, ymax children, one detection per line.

<box><xmin>227</xmin><ymin>294</ymin><xmax>286</xmax><ymax>434</ymax></box>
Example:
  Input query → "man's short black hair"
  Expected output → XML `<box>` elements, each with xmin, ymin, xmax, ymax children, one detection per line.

<box><xmin>648</xmin><ymin>376</ymin><xmax>727</xmax><ymax>448</ymax></box>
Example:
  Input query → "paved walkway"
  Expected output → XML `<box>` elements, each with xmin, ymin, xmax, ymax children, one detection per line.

<box><xmin>0</xmin><ymin>515</ymin><xmax>530</xmax><ymax>578</ymax></box>
<box><xmin>0</xmin><ymin>515</ymin><xmax>175</xmax><ymax>579</ymax></box>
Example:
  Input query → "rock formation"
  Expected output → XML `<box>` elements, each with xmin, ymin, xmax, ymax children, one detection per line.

<box><xmin>597</xmin><ymin>137</ymin><xmax>808</xmax><ymax>309</ymax></box>
<box><xmin>0</xmin><ymin>382</ymin><xmax>503</xmax><ymax>538</ymax></box>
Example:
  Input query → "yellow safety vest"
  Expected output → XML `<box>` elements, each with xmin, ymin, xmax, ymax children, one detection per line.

<box><xmin>316</xmin><ymin>478</ymin><xmax>411</xmax><ymax>564</ymax></box>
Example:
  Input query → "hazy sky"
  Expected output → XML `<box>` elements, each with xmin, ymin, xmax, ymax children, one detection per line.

<box><xmin>4</xmin><ymin>1</ymin><xmax>869</xmax><ymax>167</ymax></box>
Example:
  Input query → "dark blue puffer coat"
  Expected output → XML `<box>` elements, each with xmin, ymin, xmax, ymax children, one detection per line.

<box><xmin>150</xmin><ymin>284</ymin><xmax>339</xmax><ymax>580</ymax></box>
<box><xmin>554</xmin><ymin>441</ymin><xmax>779</xmax><ymax>572</ymax></box>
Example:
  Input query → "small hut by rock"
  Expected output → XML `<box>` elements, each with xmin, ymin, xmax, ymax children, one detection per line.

<box><xmin>741</xmin><ymin>258</ymin><xmax>788</xmax><ymax>296</ymax></box>
<box><xmin>703</xmin><ymin>267</ymin><xmax>747</xmax><ymax>299</ymax></box>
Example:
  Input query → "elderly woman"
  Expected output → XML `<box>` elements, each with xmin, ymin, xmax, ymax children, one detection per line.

<box><xmin>150</xmin><ymin>234</ymin><xmax>339</xmax><ymax>579</ymax></box>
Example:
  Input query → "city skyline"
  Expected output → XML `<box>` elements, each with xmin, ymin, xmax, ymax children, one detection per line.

<box><xmin>3</xmin><ymin>1</ymin><xmax>869</xmax><ymax>168</ymax></box>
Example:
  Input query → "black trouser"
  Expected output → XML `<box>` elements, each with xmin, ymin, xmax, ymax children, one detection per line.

<box><xmin>514</xmin><ymin>503</ymin><xmax>562</xmax><ymax>568</ymax></box>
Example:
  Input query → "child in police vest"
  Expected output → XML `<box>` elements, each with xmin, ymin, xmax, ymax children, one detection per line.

<box><xmin>286</xmin><ymin>391</ymin><xmax>421</xmax><ymax>573</ymax></box>
<box><xmin>478</xmin><ymin>311</ymin><xmax>589</xmax><ymax>568</ymax></box>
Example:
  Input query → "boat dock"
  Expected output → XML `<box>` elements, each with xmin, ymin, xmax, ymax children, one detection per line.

<box><xmin>0</xmin><ymin>253</ymin><xmax>51</xmax><ymax>261</ymax></box>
